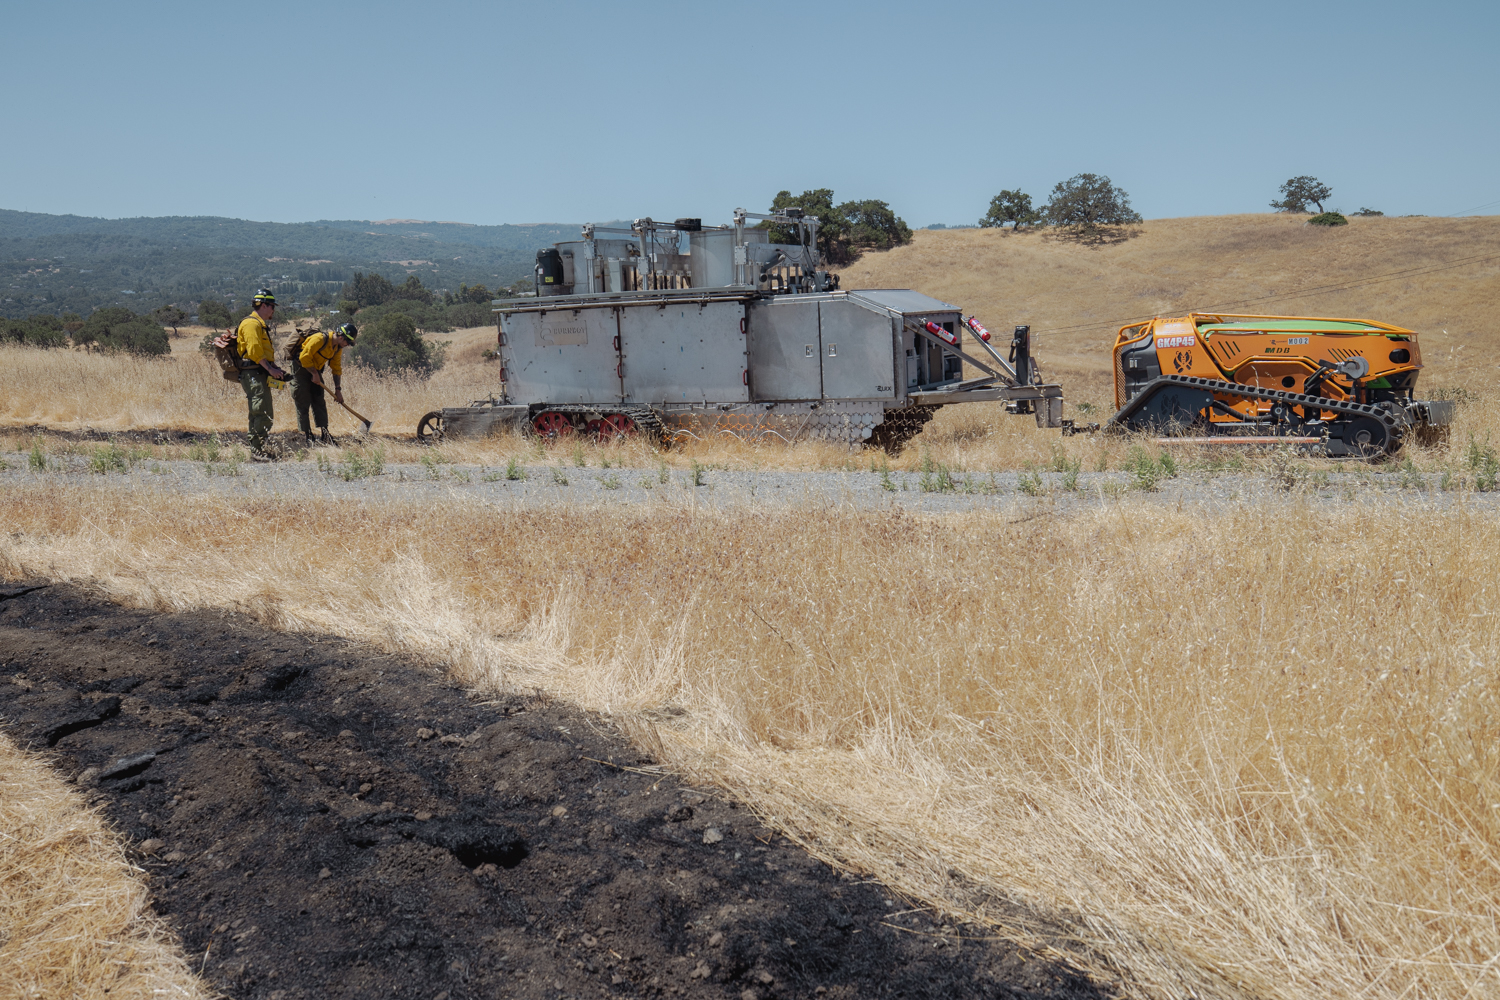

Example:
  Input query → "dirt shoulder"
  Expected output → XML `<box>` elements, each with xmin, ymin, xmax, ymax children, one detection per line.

<box><xmin>0</xmin><ymin>582</ymin><xmax>1107</xmax><ymax>1000</ymax></box>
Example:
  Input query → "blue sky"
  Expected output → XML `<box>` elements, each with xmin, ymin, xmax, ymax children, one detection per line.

<box><xmin>4</xmin><ymin>0</ymin><xmax>1497</xmax><ymax>226</ymax></box>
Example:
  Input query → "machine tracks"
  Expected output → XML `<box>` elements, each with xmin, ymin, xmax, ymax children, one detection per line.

<box><xmin>1108</xmin><ymin>374</ymin><xmax>1446</xmax><ymax>457</ymax></box>
<box><xmin>528</xmin><ymin>403</ymin><xmax>667</xmax><ymax>442</ymax></box>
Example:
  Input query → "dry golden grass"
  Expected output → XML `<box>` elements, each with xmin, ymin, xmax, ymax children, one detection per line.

<box><xmin>0</xmin><ymin>329</ymin><xmax>502</xmax><ymax>440</ymax></box>
<box><xmin>2</xmin><ymin>484</ymin><xmax>1498</xmax><ymax>1000</ymax></box>
<box><xmin>0</xmin><ymin>732</ymin><xmax>213</xmax><ymax>999</ymax></box>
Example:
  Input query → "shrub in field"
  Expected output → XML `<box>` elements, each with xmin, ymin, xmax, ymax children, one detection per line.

<box><xmin>76</xmin><ymin>307</ymin><xmax>168</xmax><ymax>356</ymax></box>
<box><xmin>2</xmin><ymin>314</ymin><xmax>69</xmax><ymax>349</ymax></box>
<box><xmin>197</xmin><ymin>299</ymin><xmax>232</xmax><ymax>330</ymax></box>
<box><xmin>349</xmin><ymin>312</ymin><xmax>442</xmax><ymax>374</ymax></box>
<box><xmin>1308</xmin><ymin>212</ymin><xmax>1349</xmax><ymax>226</ymax></box>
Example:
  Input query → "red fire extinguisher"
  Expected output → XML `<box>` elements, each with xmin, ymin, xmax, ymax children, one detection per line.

<box><xmin>924</xmin><ymin>320</ymin><xmax>958</xmax><ymax>346</ymax></box>
<box><xmin>965</xmin><ymin>316</ymin><xmax>992</xmax><ymax>342</ymax></box>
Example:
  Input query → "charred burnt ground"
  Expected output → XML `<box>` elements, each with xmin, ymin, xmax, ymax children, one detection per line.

<box><xmin>0</xmin><ymin>582</ymin><xmax>1109</xmax><ymax>1000</ymax></box>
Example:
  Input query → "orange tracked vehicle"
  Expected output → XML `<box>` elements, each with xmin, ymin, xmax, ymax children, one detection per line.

<box><xmin>1107</xmin><ymin>313</ymin><xmax>1454</xmax><ymax>458</ymax></box>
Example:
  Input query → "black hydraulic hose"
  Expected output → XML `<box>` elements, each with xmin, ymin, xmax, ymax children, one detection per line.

<box><xmin>1210</xmin><ymin>400</ymin><xmax>1274</xmax><ymax>422</ymax></box>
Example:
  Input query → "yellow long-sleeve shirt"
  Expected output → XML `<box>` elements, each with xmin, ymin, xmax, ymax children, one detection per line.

<box><xmin>236</xmin><ymin>314</ymin><xmax>274</xmax><ymax>365</ymax></box>
<box><xmin>298</xmin><ymin>331</ymin><xmax>343</xmax><ymax>376</ymax></box>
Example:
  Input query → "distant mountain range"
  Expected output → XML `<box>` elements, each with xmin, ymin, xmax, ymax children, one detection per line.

<box><xmin>0</xmin><ymin>209</ymin><xmax>580</xmax><ymax>318</ymax></box>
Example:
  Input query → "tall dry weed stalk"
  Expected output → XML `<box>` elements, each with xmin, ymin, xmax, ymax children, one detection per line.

<box><xmin>1</xmin><ymin>484</ymin><xmax>1498</xmax><ymax>999</ymax></box>
<box><xmin>0</xmin><ymin>733</ymin><xmax>212</xmax><ymax>999</ymax></box>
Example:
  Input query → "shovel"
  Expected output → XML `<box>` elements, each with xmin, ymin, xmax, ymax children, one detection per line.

<box><xmin>336</xmin><ymin>398</ymin><xmax>373</xmax><ymax>434</ymax></box>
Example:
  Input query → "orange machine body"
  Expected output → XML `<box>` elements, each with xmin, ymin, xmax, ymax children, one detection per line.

<box><xmin>1112</xmin><ymin>313</ymin><xmax>1421</xmax><ymax>420</ymax></box>
<box><xmin>1104</xmin><ymin>312</ymin><xmax>1451</xmax><ymax>457</ymax></box>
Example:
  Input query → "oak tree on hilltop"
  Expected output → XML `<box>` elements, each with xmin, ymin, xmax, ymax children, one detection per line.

<box><xmin>979</xmin><ymin>189</ymin><xmax>1041</xmax><ymax>230</ymax></box>
<box><xmin>1271</xmin><ymin>176</ymin><xmax>1332</xmax><ymax>214</ymax></box>
<box><xmin>1044</xmin><ymin>174</ymin><xmax>1142</xmax><ymax>228</ymax></box>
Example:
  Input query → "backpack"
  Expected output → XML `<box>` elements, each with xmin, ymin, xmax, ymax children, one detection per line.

<box><xmin>212</xmin><ymin>330</ymin><xmax>242</xmax><ymax>380</ymax></box>
<box><xmin>283</xmin><ymin>326</ymin><xmax>317</xmax><ymax>364</ymax></box>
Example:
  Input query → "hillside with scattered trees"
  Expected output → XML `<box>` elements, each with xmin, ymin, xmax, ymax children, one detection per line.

<box><xmin>0</xmin><ymin>209</ymin><xmax>572</xmax><ymax>320</ymax></box>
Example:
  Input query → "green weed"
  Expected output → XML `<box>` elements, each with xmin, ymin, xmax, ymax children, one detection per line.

<box><xmin>337</xmin><ymin>445</ymin><xmax>385</xmax><ymax>481</ymax></box>
<box><xmin>188</xmin><ymin>435</ymin><xmax>224</xmax><ymax>463</ymax></box>
<box><xmin>600</xmin><ymin>472</ymin><xmax>621</xmax><ymax>490</ymax></box>
<box><xmin>1049</xmin><ymin>447</ymin><xmax>1083</xmax><ymax>491</ymax></box>
<box><xmin>1126</xmin><ymin>446</ymin><xmax>1178</xmax><ymax>491</ymax></box>
<box><xmin>1397</xmin><ymin>456</ymin><xmax>1425</xmax><ymax>490</ymax></box>
<box><xmin>505</xmin><ymin>456</ymin><xmax>527</xmax><ymax>481</ymax></box>
<box><xmin>919</xmin><ymin>463</ymin><xmax>958</xmax><ymax>493</ymax></box>
<box><xmin>1465</xmin><ymin>435</ymin><xmax>1499</xmax><ymax>491</ymax></box>
<box><xmin>88</xmin><ymin>442</ymin><xmax>131</xmax><ymax>474</ymax></box>
<box><xmin>27</xmin><ymin>438</ymin><xmax>48</xmax><ymax>473</ymax></box>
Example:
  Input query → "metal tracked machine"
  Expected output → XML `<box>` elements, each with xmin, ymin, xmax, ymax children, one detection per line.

<box><xmin>419</xmin><ymin>207</ymin><xmax>1067</xmax><ymax>448</ymax></box>
<box><xmin>1107</xmin><ymin>313</ymin><xmax>1455</xmax><ymax>458</ymax></box>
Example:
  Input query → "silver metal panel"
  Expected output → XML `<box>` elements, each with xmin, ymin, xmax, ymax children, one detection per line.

<box><xmin>819</xmin><ymin>298</ymin><xmax>897</xmax><ymax>399</ymax></box>
<box><xmin>746</xmin><ymin>298</ymin><xmax>822</xmax><ymax>401</ymax></box>
<box><xmin>848</xmin><ymin>289</ymin><xmax>961</xmax><ymax>316</ymax></box>
<box><xmin>502</xmin><ymin>309</ymin><xmax>621</xmax><ymax>404</ymax></box>
<box><xmin>688</xmin><ymin>230</ymin><xmax>735</xmax><ymax>288</ymax></box>
<box><xmin>620</xmin><ymin>300</ymin><xmax>748</xmax><ymax>404</ymax></box>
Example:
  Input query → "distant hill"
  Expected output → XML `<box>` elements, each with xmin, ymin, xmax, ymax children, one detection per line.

<box><xmin>0</xmin><ymin>209</ymin><xmax>580</xmax><ymax>318</ymax></box>
<box><xmin>835</xmin><ymin>213</ymin><xmax>1500</xmax><ymax>401</ymax></box>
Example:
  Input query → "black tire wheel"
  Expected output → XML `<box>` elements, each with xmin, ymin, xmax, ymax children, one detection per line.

<box><xmin>416</xmin><ymin>411</ymin><xmax>444</xmax><ymax>445</ymax></box>
<box><xmin>1345</xmin><ymin>415</ymin><xmax>1392</xmax><ymax>459</ymax></box>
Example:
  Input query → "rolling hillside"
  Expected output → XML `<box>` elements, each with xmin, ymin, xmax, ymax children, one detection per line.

<box><xmin>836</xmin><ymin>214</ymin><xmax>1500</xmax><ymax>403</ymax></box>
<box><xmin>0</xmin><ymin>209</ymin><xmax>577</xmax><ymax>318</ymax></box>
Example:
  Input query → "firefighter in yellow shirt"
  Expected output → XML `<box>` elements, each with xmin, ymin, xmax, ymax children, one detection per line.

<box><xmin>294</xmin><ymin>322</ymin><xmax>357</xmax><ymax>445</ymax></box>
<box><xmin>235</xmin><ymin>289</ymin><xmax>291</xmax><ymax>460</ymax></box>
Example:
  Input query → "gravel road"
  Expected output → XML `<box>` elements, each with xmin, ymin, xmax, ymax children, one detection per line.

<box><xmin>4</xmin><ymin>448</ymin><xmax>1498</xmax><ymax>514</ymax></box>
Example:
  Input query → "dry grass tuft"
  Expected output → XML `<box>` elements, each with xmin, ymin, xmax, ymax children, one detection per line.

<box><xmin>0</xmin><ymin>732</ymin><xmax>213</xmax><ymax>999</ymax></box>
<box><xmin>2</xmin><ymin>484</ymin><xmax>1498</xmax><ymax>999</ymax></box>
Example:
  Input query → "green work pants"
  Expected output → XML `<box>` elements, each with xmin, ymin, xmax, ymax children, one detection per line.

<box><xmin>292</xmin><ymin>366</ymin><xmax>328</xmax><ymax>437</ymax></box>
<box><xmin>239</xmin><ymin>369</ymin><xmax>273</xmax><ymax>451</ymax></box>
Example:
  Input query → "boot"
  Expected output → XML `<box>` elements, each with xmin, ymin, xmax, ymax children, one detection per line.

<box><xmin>319</xmin><ymin>428</ymin><xmax>336</xmax><ymax>446</ymax></box>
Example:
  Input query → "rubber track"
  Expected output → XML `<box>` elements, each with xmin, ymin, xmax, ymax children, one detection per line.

<box><xmin>1108</xmin><ymin>374</ymin><xmax>1410</xmax><ymax>433</ymax></box>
